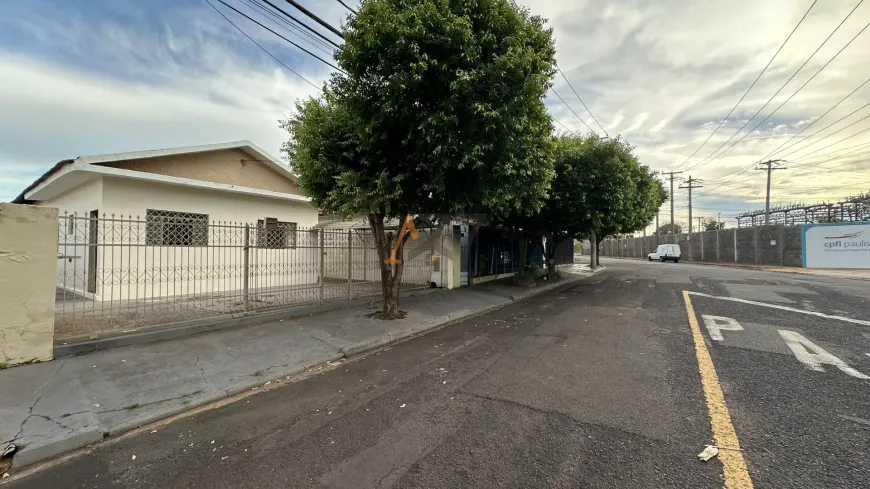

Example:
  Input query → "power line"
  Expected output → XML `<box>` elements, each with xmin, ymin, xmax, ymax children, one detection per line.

<box><xmin>787</xmin><ymin>124</ymin><xmax>870</xmax><ymax>161</ymax></box>
<box><xmin>693</xmin><ymin>15</ymin><xmax>870</xmax><ymax>169</ymax></box>
<box><xmin>705</xmin><ymin>143</ymin><xmax>870</xmax><ymax>192</ymax></box>
<box><xmin>214</xmin><ymin>0</ymin><xmax>345</xmax><ymax>73</ymax></box>
<box><xmin>556</xmin><ymin>66</ymin><xmax>608</xmax><ymax>136</ymax></box>
<box><xmin>281</xmin><ymin>0</ymin><xmax>345</xmax><ymax>39</ymax></box>
<box><xmin>758</xmin><ymin>74</ymin><xmax>870</xmax><ymax>160</ymax></box>
<box><xmin>553</xmin><ymin>118</ymin><xmax>574</xmax><ymax>134</ymax></box>
<box><xmin>790</xmin><ymin>139</ymin><xmax>870</xmax><ymax>164</ymax></box>
<box><xmin>241</xmin><ymin>0</ymin><xmax>336</xmax><ymax>56</ymax></box>
<box><xmin>203</xmin><ymin>0</ymin><xmax>322</xmax><ymax>91</ymax></box>
<box><xmin>259</xmin><ymin>0</ymin><xmax>341</xmax><ymax>48</ymax></box>
<box><xmin>703</xmin><ymin>163</ymin><xmax>758</xmax><ymax>194</ymax></box>
<box><xmin>788</xmin><ymin>150</ymin><xmax>870</xmax><ymax>177</ymax></box>
<box><xmin>684</xmin><ymin>0</ymin><xmax>862</xmax><ymax>172</ymax></box>
<box><xmin>777</xmin><ymin>105</ymin><xmax>870</xmax><ymax>159</ymax></box>
<box><xmin>674</xmin><ymin>0</ymin><xmax>818</xmax><ymax>170</ymax></box>
<box><xmin>336</xmin><ymin>0</ymin><xmax>358</xmax><ymax>14</ymax></box>
<box><xmin>550</xmin><ymin>88</ymin><xmax>596</xmax><ymax>133</ymax></box>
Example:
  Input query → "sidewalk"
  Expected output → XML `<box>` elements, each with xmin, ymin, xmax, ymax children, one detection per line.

<box><xmin>0</xmin><ymin>265</ymin><xmax>594</xmax><ymax>471</ymax></box>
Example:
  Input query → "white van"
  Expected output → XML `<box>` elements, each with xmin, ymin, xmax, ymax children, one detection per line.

<box><xmin>648</xmin><ymin>244</ymin><xmax>681</xmax><ymax>263</ymax></box>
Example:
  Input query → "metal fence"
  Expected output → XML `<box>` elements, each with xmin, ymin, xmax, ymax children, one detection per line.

<box><xmin>55</xmin><ymin>213</ymin><xmax>433</xmax><ymax>341</ymax></box>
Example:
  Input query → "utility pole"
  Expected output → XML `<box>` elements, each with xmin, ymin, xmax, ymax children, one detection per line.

<box><xmin>661</xmin><ymin>171</ymin><xmax>683</xmax><ymax>236</ymax></box>
<box><xmin>697</xmin><ymin>216</ymin><xmax>703</xmax><ymax>232</ymax></box>
<box><xmin>655</xmin><ymin>213</ymin><xmax>660</xmax><ymax>235</ymax></box>
<box><xmin>755</xmin><ymin>159</ymin><xmax>786</xmax><ymax>225</ymax></box>
<box><xmin>678</xmin><ymin>176</ymin><xmax>704</xmax><ymax>233</ymax></box>
<box><xmin>717</xmin><ymin>212</ymin><xmax>721</xmax><ymax>229</ymax></box>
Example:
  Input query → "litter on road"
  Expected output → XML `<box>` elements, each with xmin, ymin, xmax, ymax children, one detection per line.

<box><xmin>697</xmin><ymin>445</ymin><xmax>719</xmax><ymax>462</ymax></box>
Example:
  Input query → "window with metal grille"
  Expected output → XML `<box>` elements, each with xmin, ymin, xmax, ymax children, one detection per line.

<box><xmin>256</xmin><ymin>218</ymin><xmax>297</xmax><ymax>249</ymax></box>
<box><xmin>145</xmin><ymin>210</ymin><xmax>209</xmax><ymax>246</ymax></box>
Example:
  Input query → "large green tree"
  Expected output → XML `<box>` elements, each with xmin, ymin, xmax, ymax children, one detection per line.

<box><xmin>283</xmin><ymin>0</ymin><xmax>557</xmax><ymax>317</ymax></box>
<box><xmin>549</xmin><ymin>135</ymin><xmax>666</xmax><ymax>268</ymax></box>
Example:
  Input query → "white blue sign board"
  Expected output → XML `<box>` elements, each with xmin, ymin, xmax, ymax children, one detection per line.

<box><xmin>801</xmin><ymin>221</ymin><xmax>870</xmax><ymax>269</ymax></box>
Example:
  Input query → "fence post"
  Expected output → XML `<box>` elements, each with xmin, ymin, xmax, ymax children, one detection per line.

<box><xmin>347</xmin><ymin>229</ymin><xmax>353</xmax><ymax>299</ymax></box>
<box><xmin>779</xmin><ymin>225</ymin><xmax>785</xmax><ymax>267</ymax></box>
<box><xmin>243</xmin><ymin>223</ymin><xmax>250</xmax><ymax>311</ymax></box>
<box><xmin>754</xmin><ymin>226</ymin><xmax>759</xmax><ymax>265</ymax></box>
<box><xmin>686</xmin><ymin>233</ymin><xmax>695</xmax><ymax>262</ymax></box>
<box><xmin>733</xmin><ymin>228</ymin><xmax>738</xmax><ymax>262</ymax></box>
<box><xmin>363</xmin><ymin>231</ymin><xmax>368</xmax><ymax>283</ymax></box>
<box><xmin>701</xmin><ymin>232</ymin><xmax>705</xmax><ymax>262</ymax></box>
<box><xmin>319</xmin><ymin>228</ymin><xmax>325</xmax><ymax>304</ymax></box>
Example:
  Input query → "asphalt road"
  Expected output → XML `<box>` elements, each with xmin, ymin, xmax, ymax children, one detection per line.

<box><xmin>6</xmin><ymin>258</ymin><xmax>870</xmax><ymax>488</ymax></box>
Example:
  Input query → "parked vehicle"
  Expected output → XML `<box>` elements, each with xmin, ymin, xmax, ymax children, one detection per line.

<box><xmin>648</xmin><ymin>244</ymin><xmax>681</xmax><ymax>263</ymax></box>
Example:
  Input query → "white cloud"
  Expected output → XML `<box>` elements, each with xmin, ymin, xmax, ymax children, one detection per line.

<box><xmin>2</xmin><ymin>0</ymin><xmax>870</xmax><ymax>222</ymax></box>
<box><xmin>0</xmin><ymin>2</ymin><xmax>325</xmax><ymax>201</ymax></box>
<box><xmin>535</xmin><ymin>0</ymin><xmax>870</xmax><ymax>224</ymax></box>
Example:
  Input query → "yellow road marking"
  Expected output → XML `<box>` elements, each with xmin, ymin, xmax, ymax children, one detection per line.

<box><xmin>682</xmin><ymin>290</ymin><xmax>754</xmax><ymax>489</ymax></box>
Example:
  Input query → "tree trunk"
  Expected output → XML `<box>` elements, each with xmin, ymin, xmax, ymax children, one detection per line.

<box><xmin>368</xmin><ymin>213</ymin><xmax>406</xmax><ymax>319</ymax></box>
<box><xmin>545</xmin><ymin>236</ymin><xmax>557</xmax><ymax>280</ymax></box>
<box><xmin>590</xmin><ymin>230</ymin><xmax>598</xmax><ymax>270</ymax></box>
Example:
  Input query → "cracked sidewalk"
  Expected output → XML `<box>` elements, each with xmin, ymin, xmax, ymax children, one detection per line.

<box><xmin>0</xmin><ymin>267</ymin><xmax>593</xmax><ymax>471</ymax></box>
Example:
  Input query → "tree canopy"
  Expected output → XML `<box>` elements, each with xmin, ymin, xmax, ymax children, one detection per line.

<box><xmin>490</xmin><ymin>134</ymin><xmax>666</xmax><ymax>271</ymax></box>
<box><xmin>282</xmin><ymin>0</ymin><xmax>558</xmax><ymax>317</ymax></box>
<box><xmin>655</xmin><ymin>222</ymin><xmax>683</xmax><ymax>235</ymax></box>
<box><xmin>553</xmin><ymin>135</ymin><xmax>665</xmax><ymax>236</ymax></box>
<box><xmin>701</xmin><ymin>217</ymin><xmax>726</xmax><ymax>231</ymax></box>
<box><xmin>284</xmin><ymin>0</ymin><xmax>557</xmax><ymax>220</ymax></box>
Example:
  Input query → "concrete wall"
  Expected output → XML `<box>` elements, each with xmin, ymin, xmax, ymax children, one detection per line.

<box><xmin>0</xmin><ymin>204</ymin><xmax>58</xmax><ymax>365</ymax></box>
<box><xmin>99</xmin><ymin>148</ymin><xmax>303</xmax><ymax>195</ymax></box>
<box><xmin>597</xmin><ymin>224</ymin><xmax>805</xmax><ymax>267</ymax></box>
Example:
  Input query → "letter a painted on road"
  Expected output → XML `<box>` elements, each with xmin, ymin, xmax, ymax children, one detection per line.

<box><xmin>702</xmin><ymin>315</ymin><xmax>743</xmax><ymax>341</ymax></box>
<box><xmin>778</xmin><ymin>330</ymin><xmax>869</xmax><ymax>379</ymax></box>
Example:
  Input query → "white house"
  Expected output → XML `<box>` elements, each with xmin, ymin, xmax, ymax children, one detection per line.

<box><xmin>14</xmin><ymin>141</ymin><xmax>320</xmax><ymax>305</ymax></box>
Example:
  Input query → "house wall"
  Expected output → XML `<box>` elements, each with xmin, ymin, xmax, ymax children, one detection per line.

<box><xmin>43</xmin><ymin>177</ymin><xmax>104</xmax><ymax>215</ymax></box>
<box><xmin>0</xmin><ymin>204</ymin><xmax>58</xmax><ymax>365</ymax></box>
<box><xmin>98</xmin><ymin>149</ymin><xmax>302</xmax><ymax>195</ymax></box>
<box><xmin>101</xmin><ymin>176</ymin><xmax>316</xmax><ymax>225</ymax></box>
<box><xmin>90</xmin><ymin>177</ymin><xmax>319</xmax><ymax>301</ymax></box>
<box><xmin>41</xmin><ymin>177</ymin><xmax>104</xmax><ymax>297</ymax></box>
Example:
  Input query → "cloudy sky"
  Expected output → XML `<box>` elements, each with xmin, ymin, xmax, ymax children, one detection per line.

<box><xmin>2</xmin><ymin>0</ymin><xmax>869</xmax><ymax>230</ymax></box>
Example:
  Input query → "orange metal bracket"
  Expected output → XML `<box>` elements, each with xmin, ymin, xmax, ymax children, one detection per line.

<box><xmin>384</xmin><ymin>214</ymin><xmax>419</xmax><ymax>264</ymax></box>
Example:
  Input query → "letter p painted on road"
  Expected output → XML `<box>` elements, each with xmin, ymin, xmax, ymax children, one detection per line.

<box><xmin>702</xmin><ymin>315</ymin><xmax>744</xmax><ymax>342</ymax></box>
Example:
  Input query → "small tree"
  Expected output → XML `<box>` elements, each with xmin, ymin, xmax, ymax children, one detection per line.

<box><xmin>655</xmin><ymin>222</ymin><xmax>683</xmax><ymax>235</ymax></box>
<box><xmin>284</xmin><ymin>0</ymin><xmax>557</xmax><ymax>318</ymax></box>
<box><xmin>701</xmin><ymin>218</ymin><xmax>725</xmax><ymax>231</ymax></box>
<box><xmin>553</xmin><ymin>135</ymin><xmax>665</xmax><ymax>268</ymax></box>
